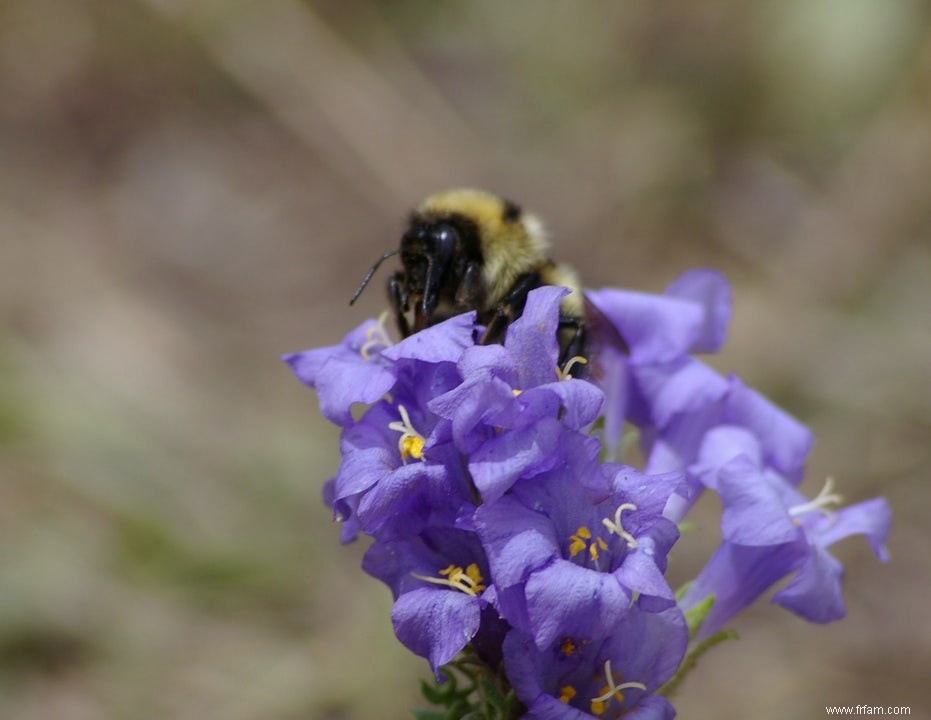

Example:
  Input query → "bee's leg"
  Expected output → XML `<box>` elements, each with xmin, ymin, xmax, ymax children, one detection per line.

<box><xmin>454</xmin><ymin>261</ymin><xmax>484</xmax><ymax>311</ymax></box>
<box><xmin>387</xmin><ymin>271</ymin><xmax>412</xmax><ymax>338</ymax></box>
<box><xmin>558</xmin><ymin>315</ymin><xmax>587</xmax><ymax>376</ymax></box>
<box><xmin>481</xmin><ymin>272</ymin><xmax>541</xmax><ymax>345</ymax></box>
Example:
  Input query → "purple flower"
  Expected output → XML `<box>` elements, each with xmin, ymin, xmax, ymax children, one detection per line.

<box><xmin>476</xmin><ymin>456</ymin><xmax>683</xmax><ymax>651</ymax></box>
<box><xmin>329</xmin><ymin>399</ymin><xmax>473</xmax><ymax>538</ymax></box>
<box><xmin>283</xmin><ymin>319</ymin><xmax>395</xmax><ymax>426</ymax></box>
<box><xmin>680</xmin><ymin>426</ymin><xmax>892</xmax><ymax>636</ymax></box>
<box><xmin>285</xmin><ymin>263</ymin><xmax>893</xmax><ymax>718</ymax></box>
<box><xmin>362</xmin><ymin>526</ymin><xmax>495</xmax><ymax>675</ymax></box>
<box><xmin>502</xmin><ymin>604</ymin><xmax>687</xmax><ymax>719</ymax></box>
<box><xmin>430</xmin><ymin>287</ymin><xmax>604</xmax><ymax>503</ymax></box>
<box><xmin>283</xmin><ymin>312</ymin><xmax>475</xmax><ymax>427</ymax></box>
<box><xmin>298</xmin><ymin>316</ymin><xmax>479</xmax><ymax>537</ymax></box>
<box><xmin>586</xmin><ymin>269</ymin><xmax>731</xmax><ymax>457</ymax></box>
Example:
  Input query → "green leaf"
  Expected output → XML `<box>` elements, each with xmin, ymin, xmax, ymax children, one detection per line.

<box><xmin>410</xmin><ymin>709</ymin><xmax>446</xmax><ymax>720</ymax></box>
<box><xmin>419</xmin><ymin>679</ymin><xmax>443</xmax><ymax>705</ymax></box>
<box><xmin>478</xmin><ymin>674</ymin><xmax>507</xmax><ymax>710</ymax></box>
<box><xmin>683</xmin><ymin>593</ymin><xmax>715</xmax><ymax>639</ymax></box>
<box><xmin>416</xmin><ymin>649</ymin><xmax>526</xmax><ymax>720</ymax></box>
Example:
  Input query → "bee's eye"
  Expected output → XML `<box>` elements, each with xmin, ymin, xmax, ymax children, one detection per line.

<box><xmin>430</xmin><ymin>224</ymin><xmax>458</xmax><ymax>250</ymax></box>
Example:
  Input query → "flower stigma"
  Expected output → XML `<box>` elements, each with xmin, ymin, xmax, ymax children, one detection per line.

<box><xmin>557</xmin><ymin>355</ymin><xmax>588</xmax><ymax>381</ymax></box>
<box><xmin>789</xmin><ymin>477</ymin><xmax>843</xmax><ymax>524</ymax></box>
<box><xmin>387</xmin><ymin>405</ymin><xmax>426</xmax><ymax>462</ymax></box>
<box><xmin>359</xmin><ymin>311</ymin><xmax>393</xmax><ymax>360</ymax></box>
<box><xmin>602</xmin><ymin>503</ymin><xmax>638</xmax><ymax>549</ymax></box>
<box><xmin>589</xmin><ymin>660</ymin><xmax>646</xmax><ymax>716</ymax></box>
<box><xmin>412</xmin><ymin>563</ymin><xmax>487</xmax><ymax>596</ymax></box>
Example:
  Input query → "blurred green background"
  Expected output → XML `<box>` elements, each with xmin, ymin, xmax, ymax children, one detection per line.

<box><xmin>1</xmin><ymin>1</ymin><xmax>929</xmax><ymax>718</ymax></box>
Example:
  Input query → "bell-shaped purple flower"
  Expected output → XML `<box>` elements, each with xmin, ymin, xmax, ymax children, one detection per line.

<box><xmin>476</xmin><ymin>454</ymin><xmax>683</xmax><ymax>651</ymax></box>
<box><xmin>680</xmin><ymin>426</ymin><xmax>892</xmax><ymax>636</ymax></box>
<box><xmin>285</xmin><ymin>262</ymin><xmax>893</xmax><ymax>719</ymax></box>
<box><xmin>502</xmin><ymin>604</ymin><xmax>687</xmax><ymax>719</ymax></box>
<box><xmin>430</xmin><ymin>287</ymin><xmax>604</xmax><ymax>503</ymax></box>
<box><xmin>586</xmin><ymin>269</ymin><xmax>731</xmax><ymax>457</ymax></box>
<box><xmin>299</xmin><ymin>316</ymin><xmax>481</xmax><ymax>537</ymax></box>
<box><xmin>362</xmin><ymin>526</ymin><xmax>495</xmax><ymax>676</ymax></box>
<box><xmin>283</xmin><ymin>318</ymin><xmax>397</xmax><ymax>426</ymax></box>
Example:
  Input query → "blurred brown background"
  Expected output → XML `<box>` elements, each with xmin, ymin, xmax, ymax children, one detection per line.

<box><xmin>1</xmin><ymin>1</ymin><xmax>929</xmax><ymax>718</ymax></box>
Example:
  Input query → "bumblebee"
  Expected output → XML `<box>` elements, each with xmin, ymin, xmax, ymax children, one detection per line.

<box><xmin>351</xmin><ymin>189</ymin><xmax>590</xmax><ymax>368</ymax></box>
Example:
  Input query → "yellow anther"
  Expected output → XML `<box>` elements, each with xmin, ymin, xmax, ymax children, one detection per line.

<box><xmin>413</xmin><ymin>563</ymin><xmax>487</xmax><ymax>596</ymax></box>
<box><xmin>512</xmin><ymin>388</ymin><xmax>523</xmax><ymax>396</ymax></box>
<box><xmin>569</xmin><ymin>526</ymin><xmax>593</xmax><ymax>557</ymax></box>
<box><xmin>588</xmin><ymin>537</ymin><xmax>608</xmax><ymax>562</ymax></box>
<box><xmin>400</xmin><ymin>435</ymin><xmax>425</xmax><ymax>461</ymax></box>
<box><xmin>559</xmin><ymin>685</ymin><xmax>577</xmax><ymax>704</ymax></box>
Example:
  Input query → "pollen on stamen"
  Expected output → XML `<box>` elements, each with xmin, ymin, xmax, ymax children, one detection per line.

<box><xmin>412</xmin><ymin>563</ymin><xmax>487</xmax><ymax>596</ymax></box>
<box><xmin>569</xmin><ymin>526</ymin><xmax>593</xmax><ymax>558</ymax></box>
<box><xmin>558</xmin><ymin>685</ymin><xmax>577</xmax><ymax>704</ymax></box>
<box><xmin>559</xmin><ymin>636</ymin><xmax>589</xmax><ymax>658</ymax></box>
<box><xmin>387</xmin><ymin>405</ymin><xmax>426</xmax><ymax>463</ymax></box>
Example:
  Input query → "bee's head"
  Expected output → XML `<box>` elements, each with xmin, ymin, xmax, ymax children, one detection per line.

<box><xmin>400</xmin><ymin>217</ymin><xmax>466</xmax><ymax>326</ymax></box>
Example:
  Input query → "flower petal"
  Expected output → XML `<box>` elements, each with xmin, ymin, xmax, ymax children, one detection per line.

<box><xmin>808</xmin><ymin>497</ymin><xmax>892</xmax><ymax>562</ymax></box>
<box><xmin>664</xmin><ymin>268</ymin><xmax>731</xmax><ymax>354</ymax></box>
<box><xmin>525</xmin><ymin>562</ymin><xmax>630</xmax><ymax>650</ymax></box>
<box><xmin>391</xmin><ymin>586</ymin><xmax>481</xmax><ymax>675</ymax></box>
<box><xmin>681</xmin><ymin>540</ymin><xmax>805</xmax><ymax>639</ymax></box>
<box><xmin>771</xmin><ymin>544</ymin><xmax>846</xmax><ymax>623</ymax></box>
<box><xmin>717</xmin><ymin>455</ymin><xmax>800</xmax><ymax>546</ymax></box>
<box><xmin>587</xmin><ymin>287</ymin><xmax>705</xmax><ymax>364</ymax></box>
<box><xmin>505</xmin><ymin>286</ymin><xmax>567</xmax><ymax>387</ymax></box>
<box><xmin>381</xmin><ymin>312</ymin><xmax>476</xmax><ymax>363</ymax></box>
<box><xmin>469</xmin><ymin>418</ymin><xmax>564</xmax><ymax>503</ymax></box>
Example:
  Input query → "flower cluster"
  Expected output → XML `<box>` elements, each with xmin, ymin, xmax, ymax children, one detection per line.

<box><xmin>285</xmin><ymin>270</ymin><xmax>891</xmax><ymax>719</ymax></box>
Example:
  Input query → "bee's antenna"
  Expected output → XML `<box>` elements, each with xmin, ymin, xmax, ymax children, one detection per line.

<box><xmin>349</xmin><ymin>250</ymin><xmax>399</xmax><ymax>305</ymax></box>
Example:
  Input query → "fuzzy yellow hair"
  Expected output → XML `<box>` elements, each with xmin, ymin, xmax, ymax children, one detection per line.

<box><xmin>416</xmin><ymin>188</ymin><xmax>550</xmax><ymax>306</ymax></box>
